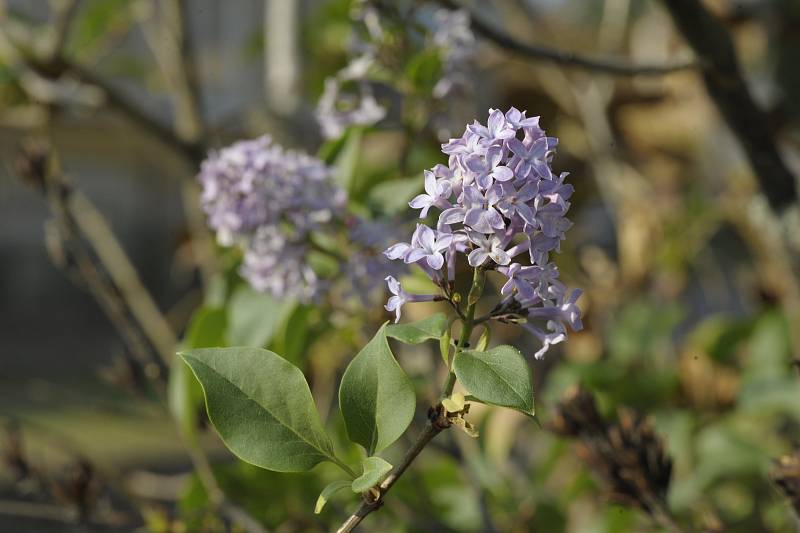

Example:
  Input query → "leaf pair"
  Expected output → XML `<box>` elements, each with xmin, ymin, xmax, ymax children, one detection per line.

<box><xmin>179</xmin><ymin>323</ymin><xmax>419</xmax><ymax>473</ymax></box>
<box><xmin>387</xmin><ymin>313</ymin><xmax>534</xmax><ymax>416</ymax></box>
<box><xmin>179</xmin><ymin>316</ymin><xmax>534</xmax><ymax>484</ymax></box>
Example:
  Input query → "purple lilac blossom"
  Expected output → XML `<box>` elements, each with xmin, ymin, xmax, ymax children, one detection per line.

<box><xmin>197</xmin><ymin>135</ymin><xmax>346</xmax><ymax>302</ymax></box>
<box><xmin>383</xmin><ymin>107</ymin><xmax>582</xmax><ymax>358</ymax></box>
<box><xmin>409</xmin><ymin>170</ymin><xmax>453</xmax><ymax>218</ymax></box>
<box><xmin>384</xmin><ymin>276</ymin><xmax>437</xmax><ymax>323</ymax></box>
<box><xmin>405</xmin><ymin>224</ymin><xmax>453</xmax><ymax>270</ymax></box>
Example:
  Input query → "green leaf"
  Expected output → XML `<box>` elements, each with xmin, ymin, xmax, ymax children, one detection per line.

<box><xmin>405</xmin><ymin>49</ymin><xmax>443</xmax><ymax>93</ymax></box>
<box><xmin>339</xmin><ymin>324</ymin><xmax>415</xmax><ymax>454</ymax></box>
<box><xmin>227</xmin><ymin>285</ymin><xmax>294</xmax><ymax>347</ymax></box>
<box><xmin>307</xmin><ymin>249</ymin><xmax>339</xmax><ymax>278</ymax></box>
<box><xmin>314</xmin><ymin>480</ymin><xmax>351</xmax><ymax>514</ymax></box>
<box><xmin>439</xmin><ymin>326</ymin><xmax>452</xmax><ymax>366</ymax></box>
<box><xmin>367</xmin><ymin>177</ymin><xmax>422</xmax><ymax>215</ymax></box>
<box><xmin>474</xmin><ymin>326</ymin><xmax>490</xmax><ymax>352</ymax></box>
<box><xmin>351</xmin><ymin>457</ymin><xmax>393</xmax><ymax>493</ymax></box>
<box><xmin>272</xmin><ymin>304</ymin><xmax>316</xmax><ymax>366</ymax></box>
<box><xmin>453</xmin><ymin>345</ymin><xmax>534</xmax><ymax>415</ymax></box>
<box><xmin>317</xmin><ymin>125</ymin><xmax>352</xmax><ymax>164</ymax></box>
<box><xmin>387</xmin><ymin>313</ymin><xmax>448</xmax><ymax>345</ymax></box>
<box><xmin>184</xmin><ymin>307</ymin><xmax>227</xmax><ymax>349</ymax></box>
<box><xmin>169</xmin><ymin>307</ymin><xmax>227</xmax><ymax>440</ymax></box>
<box><xmin>332</xmin><ymin>127</ymin><xmax>363</xmax><ymax>193</ymax></box>
<box><xmin>181</xmin><ymin>347</ymin><xmax>336</xmax><ymax>472</ymax></box>
<box><xmin>68</xmin><ymin>0</ymin><xmax>131</xmax><ymax>56</ymax></box>
<box><xmin>204</xmin><ymin>273</ymin><xmax>229</xmax><ymax>308</ymax></box>
<box><xmin>168</xmin><ymin>356</ymin><xmax>203</xmax><ymax>441</ymax></box>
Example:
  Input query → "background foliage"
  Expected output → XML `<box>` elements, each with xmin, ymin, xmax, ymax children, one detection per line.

<box><xmin>1</xmin><ymin>0</ymin><xmax>800</xmax><ymax>531</ymax></box>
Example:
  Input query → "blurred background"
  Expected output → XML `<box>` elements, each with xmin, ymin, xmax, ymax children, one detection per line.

<box><xmin>1</xmin><ymin>0</ymin><xmax>800</xmax><ymax>531</ymax></box>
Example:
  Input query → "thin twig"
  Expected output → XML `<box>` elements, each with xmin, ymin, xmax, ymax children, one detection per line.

<box><xmin>17</xmin><ymin>145</ymin><xmax>266</xmax><ymax>533</ymax></box>
<box><xmin>0</xmin><ymin>499</ymin><xmax>134</xmax><ymax>528</ymax></box>
<box><xmin>69</xmin><ymin>192</ymin><xmax>178</xmax><ymax>364</ymax></box>
<box><xmin>28</xmin><ymin>165</ymin><xmax>165</xmax><ymax>394</ymax></box>
<box><xmin>23</xmin><ymin>55</ymin><xmax>206</xmax><ymax>164</ymax></box>
<box><xmin>336</xmin><ymin>415</ymin><xmax>449</xmax><ymax>533</ymax></box>
<box><xmin>60</xmin><ymin>58</ymin><xmax>206</xmax><ymax>163</ymax></box>
<box><xmin>660</xmin><ymin>0</ymin><xmax>800</xmax><ymax>362</ymax></box>
<box><xmin>660</xmin><ymin>0</ymin><xmax>797</xmax><ymax>214</ymax></box>
<box><xmin>44</xmin><ymin>0</ymin><xmax>81</xmax><ymax>62</ymax></box>
<box><xmin>183</xmin><ymin>436</ymin><xmax>269</xmax><ymax>533</ymax></box>
<box><xmin>337</xmin><ymin>270</ymin><xmax>487</xmax><ymax>531</ymax></box>
<box><xmin>0</xmin><ymin>2</ymin><xmax>205</xmax><ymax>164</ymax></box>
<box><xmin>435</xmin><ymin>0</ymin><xmax>698</xmax><ymax>76</ymax></box>
<box><xmin>139</xmin><ymin>0</ymin><xmax>218</xmax><ymax>289</ymax></box>
<box><xmin>42</xmin><ymin>178</ymin><xmax>167</xmax><ymax>393</ymax></box>
<box><xmin>142</xmin><ymin>0</ymin><xmax>206</xmax><ymax>143</ymax></box>
<box><xmin>9</xmin><ymin>5</ymin><xmax>256</xmax><ymax>530</ymax></box>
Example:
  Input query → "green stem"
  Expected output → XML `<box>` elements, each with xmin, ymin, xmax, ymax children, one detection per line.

<box><xmin>444</xmin><ymin>267</ymin><xmax>486</xmax><ymax>397</ymax></box>
<box><xmin>331</xmin><ymin>456</ymin><xmax>358</xmax><ymax>479</ymax></box>
<box><xmin>337</xmin><ymin>270</ymin><xmax>486</xmax><ymax>532</ymax></box>
<box><xmin>443</xmin><ymin>371</ymin><xmax>458</xmax><ymax>398</ymax></box>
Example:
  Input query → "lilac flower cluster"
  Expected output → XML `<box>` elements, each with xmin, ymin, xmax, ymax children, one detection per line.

<box><xmin>383</xmin><ymin>108</ymin><xmax>582</xmax><ymax>358</ymax></box>
<box><xmin>198</xmin><ymin>135</ymin><xmax>346</xmax><ymax>301</ymax></box>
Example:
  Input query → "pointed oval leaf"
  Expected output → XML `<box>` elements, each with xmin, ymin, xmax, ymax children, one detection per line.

<box><xmin>453</xmin><ymin>345</ymin><xmax>534</xmax><ymax>415</ymax></box>
<box><xmin>228</xmin><ymin>285</ymin><xmax>294</xmax><ymax>347</ymax></box>
<box><xmin>315</xmin><ymin>480</ymin><xmax>352</xmax><ymax>514</ymax></box>
<box><xmin>181</xmin><ymin>347</ymin><xmax>335</xmax><ymax>472</ymax></box>
<box><xmin>367</xmin><ymin>177</ymin><xmax>423</xmax><ymax>216</ymax></box>
<box><xmin>184</xmin><ymin>306</ymin><xmax>228</xmax><ymax>349</ymax></box>
<box><xmin>387</xmin><ymin>313</ymin><xmax>448</xmax><ymax>344</ymax></box>
<box><xmin>339</xmin><ymin>324</ymin><xmax>415</xmax><ymax>454</ymax></box>
<box><xmin>169</xmin><ymin>307</ymin><xmax>227</xmax><ymax>440</ymax></box>
<box><xmin>351</xmin><ymin>456</ymin><xmax>393</xmax><ymax>493</ymax></box>
<box><xmin>333</xmin><ymin>126</ymin><xmax>363</xmax><ymax>193</ymax></box>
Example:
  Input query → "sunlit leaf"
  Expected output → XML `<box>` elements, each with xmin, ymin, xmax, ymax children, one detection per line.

<box><xmin>454</xmin><ymin>345</ymin><xmax>534</xmax><ymax>415</ymax></box>
<box><xmin>387</xmin><ymin>313</ymin><xmax>448</xmax><ymax>345</ymax></box>
<box><xmin>440</xmin><ymin>325</ymin><xmax>452</xmax><ymax>366</ymax></box>
<box><xmin>367</xmin><ymin>177</ymin><xmax>422</xmax><ymax>215</ymax></box>
<box><xmin>181</xmin><ymin>347</ymin><xmax>336</xmax><ymax>472</ymax></box>
<box><xmin>227</xmin><ymin>285</ymin><xmax>294</xmax><ymax>348</ymax></box>
<box><xmin>332</xmin><ymin>127</ymin><xmax>363</xmax><ymax>193</ymax></box>
<box><xmin>405</xmin><ymin>49</ymin><xmax>443</xmax><ymax>93</ymax></box>
<box><xmin>339</xmin><ymin>324</ymin><xmax>415</xmax><ymax>454</ymax></box>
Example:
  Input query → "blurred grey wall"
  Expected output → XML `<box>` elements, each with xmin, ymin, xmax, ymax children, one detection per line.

<box><xmin>0</xmin><ymin>0</ymin><xmax>281</xmax><ymax>378</ymax></box>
